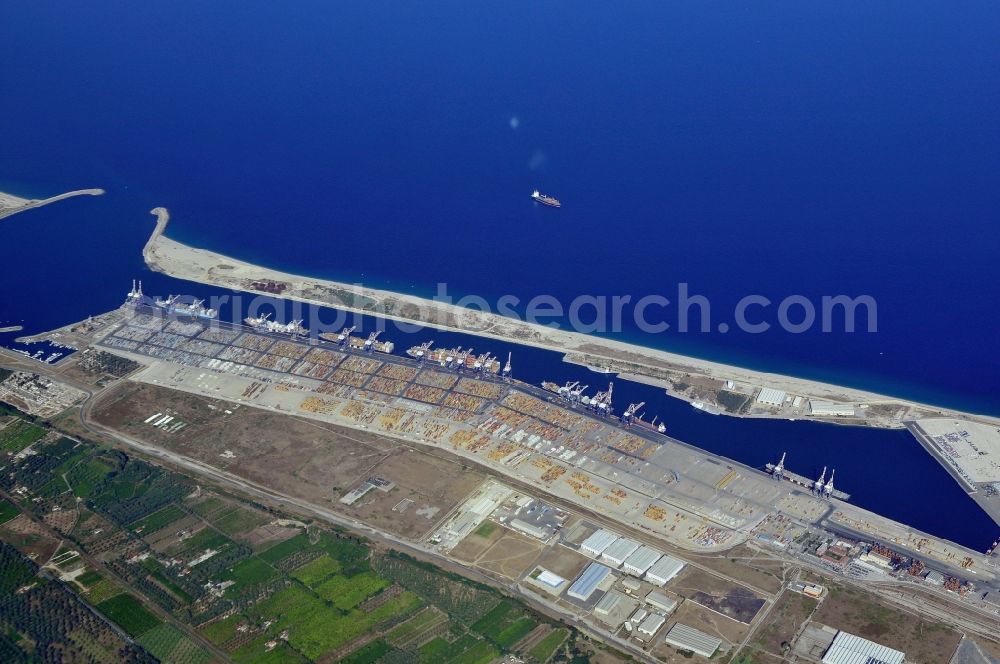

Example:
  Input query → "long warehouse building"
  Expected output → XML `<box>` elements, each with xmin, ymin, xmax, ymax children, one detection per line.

<box><xmin>623</xmin><ymin>545</ymin><xmax>661</xmax><ymax>576</ymax></box>
<box><xmin>567</xmin><ymin>562</ymin><xmax>613</xmax><ymax>602</ymax></box>
<box><xmin>821</xmin><ymin>631</ymin><xmax>905</xmax><ymax>664</ymax></box>
<box><xmin>663</xmin><ymin>623</ymin><xmax>722</xmax><ymax>658</ymax></box>
<box><xmin>602</xmin><ymin>537</ymin><xmax>641</xmax><ymax>567</ymax></box>
<box><xmin>645</xmin><ymin>554</ymin><xmax>685</xmax><ymax>586</ymax></box>
<box><xmin>580</xmin><ymin>529</ymin><xmax>620</xmax><ymax>557</ymax></box>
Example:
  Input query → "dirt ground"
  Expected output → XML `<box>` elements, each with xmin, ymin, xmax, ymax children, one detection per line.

<box><xmin>0</xmin><ymin>515</ymin><xmax>61</xmax><ymax>562</ymax></box>
<box><xmin>671</xmin><ymin>567</ymin><xmax>765</xmax><ymax>605</ymax></box>
<box><xmin>339</xmin><ymin>448</ymin><xmax>483</xmax><ymax>539</ymax></box>
<box><xmin>975</xmin><ymin>636</ymin><xmax>1000</xmax><ymax>660</ymax></box>
<box><xmin>242</xmin><ymin>523</ymin><xmax>302</xmax><ymax>552</ymax></box>
<box><xmin>450</xmin><ymin>521</ymin><xmax>506</xmax><ymax>562</ymax></box>
<box><xmin>90</xmin><ymin>381</ymin><xmax>486</xmax><ymax>541</ymax></box>
<box><xmin>668</xmin><ymin>599</ymin><xmax>750</xmax><ymax>649</ymax></box>
<box><xmin>681</xmin><ymin>544</ymin><xmax>786</xmax><ymax>595</ymax></box>
<box><xmin>810</xmin><ymin>581</ymin><xmax>961</xmax><ymax>664</ymax></box>
<box><xmin>534</xmin><ymin>544</ymin><xmax>592</xmax><ymax>582</ymax></box>
<box><xmin>473</xmin><ymin>529</ymin><xmax>544</xmax><ymax>580</ymax></box>
<box><xmin>144</xmin><ymin>514</ymin><xmax>202</xmax><ymax>550</ymax></box>
<box><xmin>738</xmin><ymin>588</ymin><xmax>817</xmax><ymax>662</ymax></box>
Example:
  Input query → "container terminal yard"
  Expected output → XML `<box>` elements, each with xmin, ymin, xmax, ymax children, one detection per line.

<box><xmin>5</xmin><ymin>290</ymin><xmax>1000</xmax><ymax>661</ymax></box>
<box><xmin>91</xmin><ymin>296</ymin><xmax>1000</xmax><ymax>570</ymax></box>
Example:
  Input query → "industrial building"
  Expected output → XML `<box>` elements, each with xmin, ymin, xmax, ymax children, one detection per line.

<box><xmin>756</xmin><ymin>388</ymin><xmax>787</xmax><ymax>407</ymax></box>
<box><xmin>339</xmin><ymin>476</ymin><xmax>396</xmax><ymax>505</ymax></box>
<box><xmin>580</xmin><ymin>529</ymin><xmax>620</xmax><ymax>557</ymax></box>
<box><xmin>510</xmin><ymin>518</ymin><xmax>549</xmax><ymax>540</ymax></box>
<box><xmin>635</xmin><ymin>613</ymin><xmax>666</xmax><ymax>641</ymax></box>
<box><xmin>534</xmin><ymin>570</ymin><xmax>566</xmax><ymax>588</ymax></box>
<box><xmin>645</xmin><ymin>554</ymin><xmax>685</xmax><ymax>586</ymax></box>
<box><xmin>567</xmin><ymin>562</ymin><xmax>613</xmax><ymax>602</ymax></box>
<box><xmin>622</xmin><ymin>545</ymin><xmax>661</xmax><ymax>576</ymax></box>
<box><xmin>821</xmin><ymin>631</ymin><xmax>905</xmax><ymax>664</ymax></box>
<box><xmin>809</xmin><ymin>400</ymin><xmax>856</xmax><ymax>417</ymax></box>
<box><xmin>620</xmin><ymin>577</ymin><xmax>641</xmax><ymax>594</ymax></box>
<box><xmin>594</xmin><ymin>589</ymin><xmax>626</xmax><ymax>616</ymax></box>
<box><xmin>663</xmin><ymin>623</ymin><xmax>722</xmax><ymax>658</ymax></box>
<box><xmin>923</xmin><ymin>570</ymin><xmax>945</xmax><ymax>586</ymax></box>
<box><xmin>601</xmin><ymin>537</ymin><xmax>640</xmax><ymax>567</ymax></box>
<box><xmin>644</xmin><ymin>591</ymin><xmax>677</xmax><ymax>614</ymax></box>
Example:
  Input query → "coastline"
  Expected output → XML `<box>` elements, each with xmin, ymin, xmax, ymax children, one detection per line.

<box><xmin>0</xmin><ymin>187</ymin><xmax>105</xmax><ymax>222</ymax></box>
<box><xmin>142</xmin><ymin>207</ymin><xmax>1000</xmax><ymax>431</ymax></box>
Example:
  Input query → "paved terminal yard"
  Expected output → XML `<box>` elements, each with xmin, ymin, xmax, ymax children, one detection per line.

<box><xmin>95</xmin><ymin>309</ymin><xmax>802</xmax><ymax>553</ymax></box>
<box><xmin>92</xmin><ymin>308</ymin><xmax>1000</xmax><ymax>586</ymax></box>
<box><xmin>6</xmin><ymin>304</ymin><xmax>999</xmax><ymax>661</ymax></box>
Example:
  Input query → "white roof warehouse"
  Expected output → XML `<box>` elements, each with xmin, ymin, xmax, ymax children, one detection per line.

<box><xmin>821</xmin><ymin>631</ymin><xmax>905</xmax><ymax>664</ymax></box>
<box><xmin>662</xmin><ymin>623</ymin><xmax>722</xmax><ymax>658</ymax></box>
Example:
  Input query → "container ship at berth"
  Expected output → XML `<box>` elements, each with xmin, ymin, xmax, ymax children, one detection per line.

<box><xmin>406</xmin><ymin>341</ymin><xmax>502</xmax><ymax>374</ymax></box>
<box><xmin>125</xmin><ymin>281</ymin><xmax>218</xmax><ymax>319</ymax></box>
<box><xmin>243</xmin><ymin>313</ymin><xmax>307</xmax><ymax>336</ymax></box>
<box><xmin>319</xmin><ymin>328</ymin><xmax>395</xmax><ymax>354</ymax></box>
<box><xmin>542</xmin><ymin>380</ymin><xmax>621</xmax><ymax>419</ymax></box>
<box><xmin>531</xmin><ymin>190</ymin><xmax>561</xmax><ymax>208</ymax></box>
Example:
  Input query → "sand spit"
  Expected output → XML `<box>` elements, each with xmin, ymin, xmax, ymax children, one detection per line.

<box><xmin>0</xmin><ymin>188</ymin><xmax>105</xmax><ymax>222</ymax></box>
<box><xmin>142</xmin><ymin>207</ymin><xmax>999</xmax><ymax>431</ymax></box>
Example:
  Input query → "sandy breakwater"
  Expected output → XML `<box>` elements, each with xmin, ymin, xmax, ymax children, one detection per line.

<box><xmin>142</xmin><ymin>207</ymin><xmax>999</xmax><ymax>431</ymax></box>
<box><xmin>0</xmin><ymin>188</ymin><xmax>104</xmax><ymax>221</ymax></box>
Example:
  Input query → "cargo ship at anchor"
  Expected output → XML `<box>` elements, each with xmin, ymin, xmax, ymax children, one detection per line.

<box><xmin>531</xmin><ymin>190</ymin><xmax>561</xmax><ymax>208</ymax></box>
<box><xmin>126</xmin><ymin>281</ymin><xmax>218</xmax><ymax>319</ymax></box>
<box><xmin>406</xmin><ymin>341</ymin><xmax>502</xmax><ymax>374</ymax></box>
<box><xmin>319</xmin><ymin>327</ymin><xmax>395</xmax><ymax>354</ymax></box>
<box><xmin>243</xmin><ymin>313</ymin><xmax>307</xmax><ymax>336</ymax></box>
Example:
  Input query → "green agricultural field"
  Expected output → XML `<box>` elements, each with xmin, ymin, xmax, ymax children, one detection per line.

<box><xmin>450</xmin><ymin>639</ymin><xmax>500</xmax><ymax>664</ymax></box>
<box><xmin>418</xmin><ymin>636</ymin><xmax>452</xmax><ymax>662</ymax></box>
<box><xmin>0</xmin><ymin>498</ymin><xmax>20</xmax><ymax>525</ymax></box>
<box><xmin>85</xmin><ymin>578</ymin><xmax>123</xmax><ymax>604</ymax></box>
<box><xmin>66</xmin><ymin>457</ymin><xmax>115</xmax><ymax>498</ymax></box>
<box><xmin>417</xmin><ymin>634</ymin><xmax>488</xmax><ymax>663</ymax></box>
<box><xmin>472</xmin><ymin>601</ymin><xmax>537</xmax><ymax>648</ymax></box>
<box><xmin>340</xmin><ymin>639</ymin><xmax>392</xmax><ymax>664</ymax></box>
<box><xmin>314</xmin><ymin>571</ymin><xmax>389</xmax><ymax>610</ymax></box>
<box><xmin>316</xmin><ymin>532</ymin><xmax>370</xmax><ymax>573</ymax></box>
<box><xmin>259</xmin><ymin>533</ymin><xmax>310</xmax><ymax>564</ymax></box>
<box><xmin>131</xmin><ymin>504</ymin><xmax>187</xmax><ymax>533</ymax></box>
<box><xmin>385</xmin><ymin>607</ymin><xmax>442</xmax><ymax>644</ymax></box>
<box><xmin>528</xmin><ymin>629</ymin><xmax>567</xmax><ymax>662</ymax></box>
<box><xmin>47</xmin><ymin>448</ymin><xmax>91</xmax><ymax>488</ymax></box>
<box><xmin>249</xmin><ymin>583</ymin><xmax>421</xmax><ymax>660</ymax></box>
<box><xmin>190</xmin><ymin>495</ymin><xmax>227</xmax><ymax>518</ymax></box>
<box><xmin>96</xmin><ymin>594</ymin><xmax>161</xmax><ymax>637</ymax></box>
<box><xmin>211</xmin><ymin>506</ymin><xmax>267</xmax><ymax>536</ymax></box>
<box><xmin>495</xmin><ymin>617</ymin><xmax>536</xmax><ymax>648</ymax></box>
<box><xmin>139</xmin><ymin>623</ymin><xmax>209</xmax><ymax>663</ymax></box>
<box><xmin>75</xmin><ymin>569</ymin><xmax>102</xmax><ymax>588</ymax></box>
<box><xmin>375</xmin><ymin>554</ymin><xmax>501</xmax><ymax>625</ymax></box>
<box><xmin>200</xmin><ymin>613</ymin><xmax>244</xmax><ymax>646</ymax></box>
<box><xmin>151</xmin><ymin>570</ymin><xmax>194</xmax><ymax>604</ymax></box>
<box><xmin>170</xmin><ymin>527</ymin><xmax>233</xmax><ymax>557</ymax></box>
<box><xmin>232</xmin><ymin>635</ymin><xmax>308</xmax><ymax>664</ymax></box>
<box><xmin>224</xmin><ymin>557</ymin><xmax>278</xmax><ymax>592</ymax></box>
<box><xmin>290</xmin><ymin>553</ymin><xmax>341</xmax><ymax>587</ymax></box>
<box><xmin>0</xmin><ymin>419</ymin><xmax>45</xmax><ymax>453</ymax></box>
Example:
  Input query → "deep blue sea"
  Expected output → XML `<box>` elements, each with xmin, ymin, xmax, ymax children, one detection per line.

<box><xmin>1</xmin><ymin>2</ymin><xmax>999</xmax><ymax>548</ymax></box>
